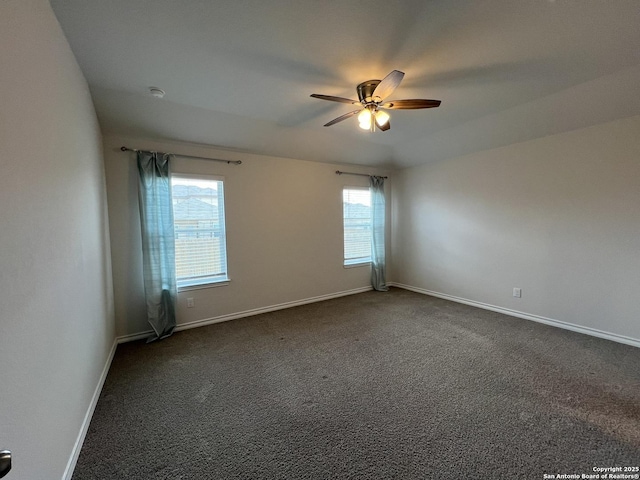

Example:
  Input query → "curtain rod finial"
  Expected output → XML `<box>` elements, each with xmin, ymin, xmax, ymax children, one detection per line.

<box><xmin>120</xmin><ymin>146</ymin><xmax>127</xmax><ymax>151</ymax></box>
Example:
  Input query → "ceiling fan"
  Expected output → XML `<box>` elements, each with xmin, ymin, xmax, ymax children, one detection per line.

<box><xmin>310</xmin><ymin>70</ymin><xmax>441</xmax><ymax>132</ymax></box>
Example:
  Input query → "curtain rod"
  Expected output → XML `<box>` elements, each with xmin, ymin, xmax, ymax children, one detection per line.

<box><xmin>335</xmin><ymin>170</ymin><xmax>387</xmax><ymax>179</ymax></box>
<box><xmin>120</xmin><ymin>146</ymin><xmax>242</xmax><ymax>165</ymax></box>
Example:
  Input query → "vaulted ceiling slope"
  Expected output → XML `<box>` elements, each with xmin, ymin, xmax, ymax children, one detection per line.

<box><xmin>50</xmin><ymin>0</ymin><xmax>640</xmax><ymax>168</ymax></box>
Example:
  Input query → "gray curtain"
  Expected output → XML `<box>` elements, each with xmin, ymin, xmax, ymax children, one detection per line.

<box><xmin>370</xmin><ymin>176</ymin><xmax>388</xmax><ymax>291</ymax></box>
<box><xmin>137</xmin><ymin>151</ymin><xmax>177</xmax><ymax>342</ymax></box>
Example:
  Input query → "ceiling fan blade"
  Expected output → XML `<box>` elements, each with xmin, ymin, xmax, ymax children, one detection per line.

<box><xmin>323</xmin><ymin>110</ymin><xmax>361</xmax><ymax>127</ymax></box>
<box><xmin>376</xmin><ymin>118</ymin><xmax>390</xmax><ymax>132</ymax></box>
<box><xmin>381</xmin><ymin>99</ymin><xmax>441</xmax><ymax>109</ymax></box>
<box><xmin>371</xmin><ymin>70</ymin><xmax>405</xmax><ymax>102</ymax></box>
<box><xmin>310</xmin><ymin>94</ymin><xmax>360</xmax><ymax>104</ymax></box>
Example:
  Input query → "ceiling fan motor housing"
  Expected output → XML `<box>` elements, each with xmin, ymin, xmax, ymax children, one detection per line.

<box><xmin>357</xmin><ymin>80</ymin><xmax>381</xmax><ymax>104</ymax></box>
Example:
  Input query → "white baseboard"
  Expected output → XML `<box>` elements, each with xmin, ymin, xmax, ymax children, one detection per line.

<box><xmin>63</xmin><ymin>338</ymin><xmax>118</xmax><ymax>480</ymax></box>
<box><xmin>388</xmin><ymin>282</ymin><xmax>640</xmax><ymax>349</ymax></box>
<box><xmin>117</xmin><ymin>286</ymin><xmax>374</xmax><ymax>344</ymax></box>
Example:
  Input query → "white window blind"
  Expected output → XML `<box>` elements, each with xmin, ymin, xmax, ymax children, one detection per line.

<box><xmin>171</xmin><ymin>175</ymin><xmax>228</xmax><ymax>288</ymax></box>
<box><xmin>343</xmin><ymin>187</ymin><xmax>372</xmax><ymax>266</ymax></box>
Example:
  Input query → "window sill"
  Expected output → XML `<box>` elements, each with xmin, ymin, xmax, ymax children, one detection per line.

<box><xmin>178</xmin><ymin>279</ymin><xmax>230</xmax><ymax>292</ymax></box>
<box><xmin>343</xmin><ymin>261</ymin><xmax>371</xmax><ymax>269</ymax></box>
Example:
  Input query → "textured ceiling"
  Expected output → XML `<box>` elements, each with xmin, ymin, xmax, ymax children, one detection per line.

<box><xmin>50</xmin><ymin>0</ymin><xmax>640</xmax><ymax>168</ymax></box>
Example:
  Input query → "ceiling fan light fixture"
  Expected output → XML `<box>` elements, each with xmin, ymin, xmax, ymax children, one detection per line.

<box><xmin>375</xmin><ymin>110</ymin><xmax>390</xmax><ymax>127</ymax></box>
<box><xmin>358</xmin><ymin>109</ymin><xmax>372</xmax><ymax>130</ymax></box>
<box><xmin>358</xmin><ymin>119</ymin><xmax>371</xmax><ymax>130</ymax></box>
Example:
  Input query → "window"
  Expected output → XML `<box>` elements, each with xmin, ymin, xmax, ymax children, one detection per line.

<box><xmin>343</xmin><ymin>187</ymin><xmax>371</xmax><ymax>266</ymax></box>
<box><xmin>171</xmin><ymin>174</ymin><xmax>228</xmax><ymax>288</ymax></box>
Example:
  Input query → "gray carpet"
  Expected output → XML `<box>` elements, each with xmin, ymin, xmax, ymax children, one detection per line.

<box><xmin>73</xmin><ymin>288</ymin><xmax>640</xmax><ymax>479</ymax></box>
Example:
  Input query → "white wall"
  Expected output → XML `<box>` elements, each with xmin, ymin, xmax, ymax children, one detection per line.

<box><xmin>392</xmin><ymin>115</ymin><xmax>640</xmax><ymax>343</ymax></box>
<box><xmin>103</xmin><ymin>135</ymin><xmax>391</xmax><ymax>338</ymax></box>
<box><xmin>0</xmin><ymin>1</ymin><xmax>115</xmax><ymax>479</ymax></box>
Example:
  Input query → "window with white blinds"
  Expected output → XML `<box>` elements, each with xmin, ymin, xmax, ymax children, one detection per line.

<box><xmin>171</xmin><ymin>174</ymin><xmax>228</xmax><ymax>288</ymax></box>
<box><xmin>343</xmin><ymin>187</ymin><xmax>372</xmax><ymax>266</ymax></box>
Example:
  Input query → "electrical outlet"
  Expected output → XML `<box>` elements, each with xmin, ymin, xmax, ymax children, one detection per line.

<box><xmin>187</xmin><ymin>297</ymin><xmax>194</xmax><ymax>308</ymax></box>
<box><xmin>513</xmin><ymin>288</ymin><xmax>522</xmax><ymax>298</ymax></box>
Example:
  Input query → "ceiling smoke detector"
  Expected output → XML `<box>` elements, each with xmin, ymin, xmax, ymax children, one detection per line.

<box><xmin>149</xmin><ymin>87</ymin><xmax>165</xmax><ymax>98</ymax></box>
